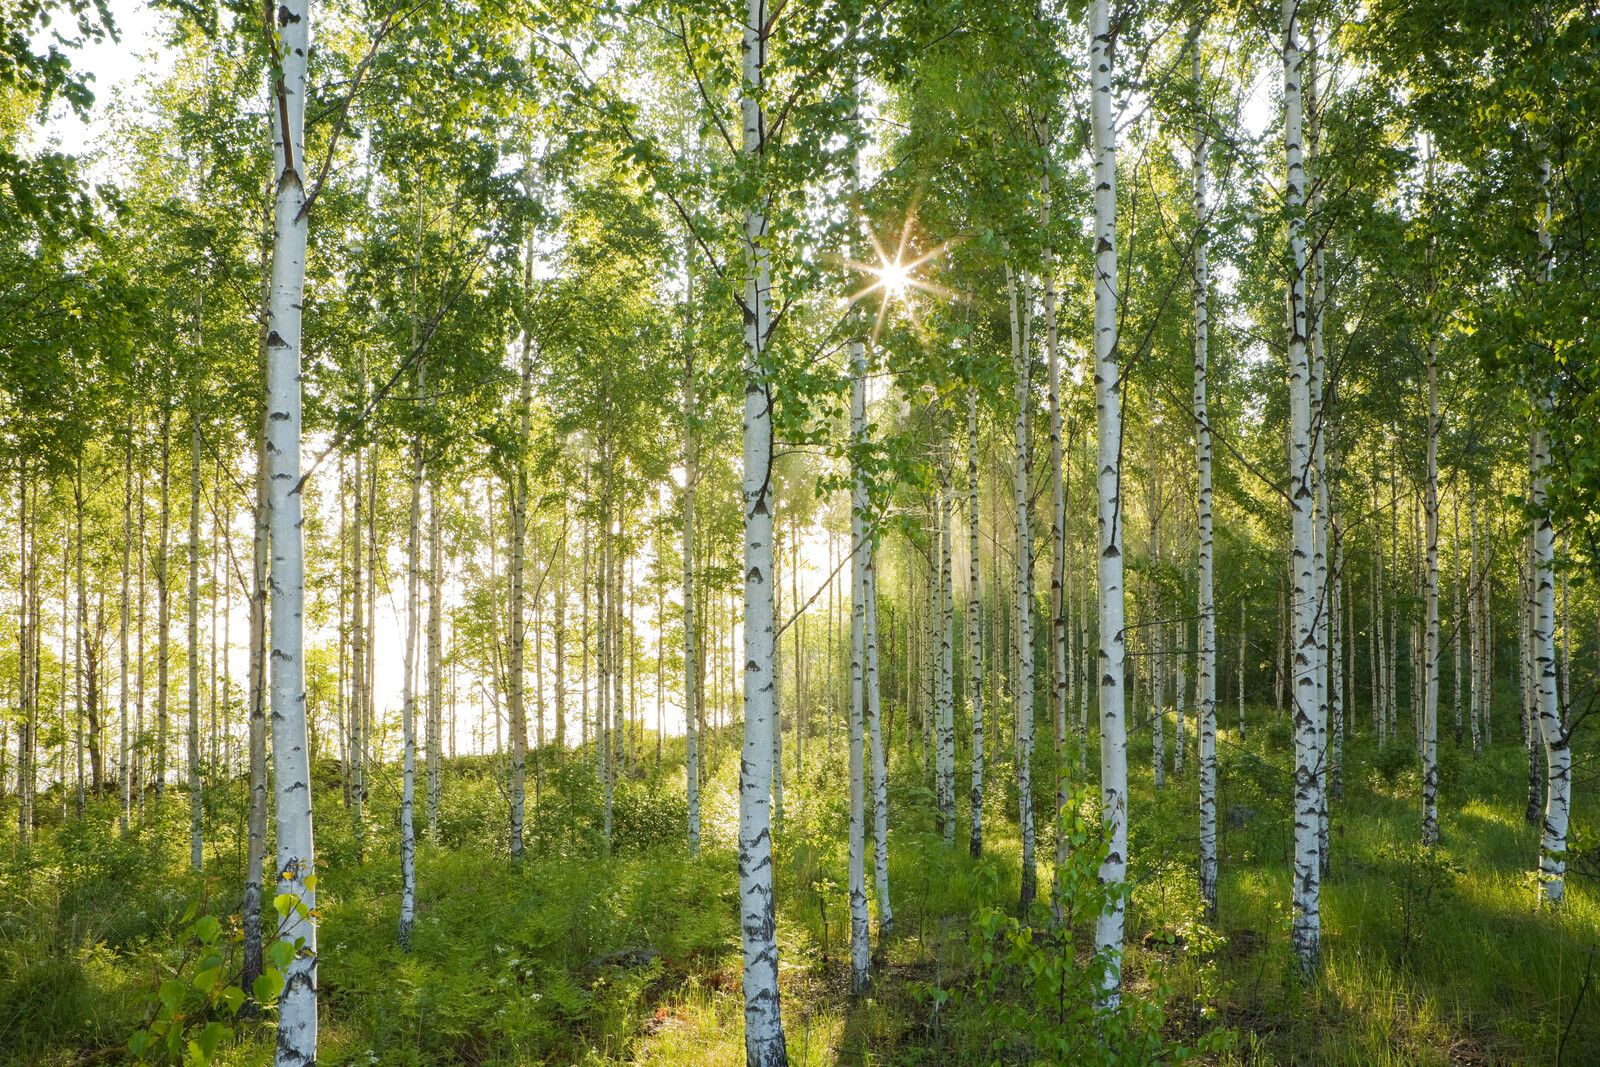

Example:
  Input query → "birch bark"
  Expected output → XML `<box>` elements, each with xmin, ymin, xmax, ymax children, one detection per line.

<box><xmin>265</xmin><ymin>0</ymin><xmax>318</xmax><ymax>1052</ymax></box>
<box><xmin>1090</xmin><ymin>0</ymin><xmax>1129</xmax><ymax>1000</ymax></box>
<box><xmin>737</xmin><ymin>0</ymin><xmax>787</xmax><ymax>1055</ymax></box>
<box><xmin>1282</xmin><ymin>0</ymin><xmax>1323</xmax><ymax>977</ymax></box>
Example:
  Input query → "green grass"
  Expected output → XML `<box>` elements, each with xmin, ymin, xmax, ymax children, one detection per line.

<box><xmin>0</xmin><ymin>701</ymin><xmax>1593</xmax><ymax>1065</ymax></box>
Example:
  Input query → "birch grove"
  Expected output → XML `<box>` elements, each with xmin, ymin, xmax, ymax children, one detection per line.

<box><xmin>5</xmin><ymin>0</ymin><xmax>1599</xmax><ymax>1064</ymax></box>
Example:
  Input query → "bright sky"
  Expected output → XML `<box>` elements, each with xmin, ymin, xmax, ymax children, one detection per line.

<box><xmin>38</xmin><ymin>0</ymin><xmax>169</xmax><ymax>160</ymax></box>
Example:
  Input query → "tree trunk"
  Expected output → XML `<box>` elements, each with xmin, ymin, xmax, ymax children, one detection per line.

<box><xmin>157</xmin><ymin>413</ymin><xmax>171</xmax><ymax>795</ymax></box>
<box><xmin>120</xmin><ymin>435</ymin><xmax>133</xmax><ymax>832</ymax></box>
<box><xmin>1194</xmin><ymin>83</ymin><xmax>1218</xmax><ymax>910</ymax></box>
<box><xmin>265</xmin><ymin>0</ymin><xmax>319</xmax><ymax>1052</ymax></box>
<box><xmin>682</xmin><ymin>231</ymin><xmax>700</xmax><ymax>855</ymax></box>
<box><xmin>736</xmin><ymin>2</ymin><xmax>788</xmax><ymax>1054</ymax></box>
<box><xmin>1531</xmin><ymin>157</ymin><xmax>1569</xmax><ymax>905</ymax></box>
<box><xmin>1090</xmin><ymin>0</ymin><xmax>1130</xmax><ymax>1003</ymax></box>
<box><xmin>866</xmin><ymin>519</ymin><xmax>892</xmax><ymax>937</ymax></box>
<box><xmin>427</xmin><ymin>477</ymin><xmax>443</xmax><ymax>838</ymax></box>
<box><xmin>848</xmin><ymin>338</ymin><xmax>870</xmax><ymax>994</ymax></box>
<box><xmin>242</xmin><ymin>403</ymin><xmax>270</xmax><ymax>999</ymax></box>
<box><xmin>507</xmin><ymin>280</ymin><xmax>531</xmax><ymax>859</ymax></box>
<box><xmin>350</xmin><ymin>437</ymin><xmax>366</xmax><ymax>859</ymax></box>
<box><xmin>1007</xmin><ymin>261</ymin><xmax>1037</xmax><ymax>915</ymax></box>
<box><xmin>1421</xmin><ymin>325</ymin><xmax>1441</xmax><ymax>847</ymax></box>
<box><xmin>188</xmin><ymin>410</ymin><xmax>204</xmax><ymax>870</ymax></box>
<box><xmin>966</xmin><ymin>385</ymin><xmax>985</xmax><ymax>859</ymax></box>
<box><xmin>399</xmin><ymin>359</ymin><xmax>425</xmax><ymax>947</ymax></box>
<box><xmin>1282</xmin><ymin>0</ymin><xmax>1323</xmax><ymax>978</ymax></box>
<box><xmin>937</xmin><ymin>449</ymin><xmax>956</xmax><ymax>846</ymax></box>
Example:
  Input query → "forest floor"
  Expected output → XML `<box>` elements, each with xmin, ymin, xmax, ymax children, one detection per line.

<box><xmin>1</xmin><ymin>705</ymin><xmax>1595</xmax><ymax>1065</ymax></box>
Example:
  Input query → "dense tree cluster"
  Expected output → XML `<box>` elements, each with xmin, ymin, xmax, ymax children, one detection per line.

<box><xmin>2</xmin><ymin>0</ymin><xmax>1596</xmax><ymax>1063</ymax></box>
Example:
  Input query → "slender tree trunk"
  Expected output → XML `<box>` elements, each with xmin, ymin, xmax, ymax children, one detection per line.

<box><xmin>1452</xmin><ymin>498</ymin><xmax>1462</xmax><ymax>748</ymax></box>
<box><xmin>1531</xmin><ymin>157</ymin><xmax>1569</xmax><ymax>904</ymax></box>
<box><xmin>1192</xmin><ymin>46</ymin><xmax>1218</xmax><ymax>911</ymax></box>
<box><xmin>1421</xmin><ymin>327</ymin><xmax>1441</xmax><ymax>847</ymax></box>
<box><xmin>848</xmin><ymin>339</ymin><xmax>870</xmax><ymax>994</ymax></box>
<box><xmin>682</xmin><ymin>232</ymin><xmax>700</xmax><ymax>855</ymax></box>
<box><xmin>1007</xmin><ymin>261</ymin><xmax>1037</xmax><ymax>914</ymax></box>
<box><xmin>188</xmin><ymin>410</ymin><xmax>204</xmax><ymax>870</ymax></box>
<box><xmin>242</xmin><ymin>404</ymin><xmax>270</xmax><ymax>999</ymax></box>
<box><xmin>350</xmin><ymin>437</ymin><xmax>366</xmax><ymax>859</ymax></box>
<box><xmin>1090</xmin><ymin>0</ymin><xmax>1129</xmax><ymax>1002</ymax></box>
<box><xmin>1039</xmin><ymin>118</ymin><xmax>1070</xmax><ymax>921</ymax></box>
<box><xmin>867</xmin><ymin>521</ymin><xmax>892</xmax><ymax>937</ymax></box>
<box><xmin>1238</xmin><ymin>597</ymin><xmax>1246</xmax><ymax>737</ymax></box>
<box><xmin>265</xmin><ymin>0</ymin><xmax>318</xmax><ymax>1052</ymax></box>
<box><xmin>938</xmin><ymin>449</ymin><xmax>956</xmax><ymax>845</ymax></box>
<box><xmin>1283</xmin><ymin>0</ymin><xmax>1323</xmax><ymax>977</ymax></box>
<box><xmin>157</xmin><ymin>413</ymin><xmax>171</xmax><ymax>795</ymax></box>
<box><xmin>737</xmin><ymin>4</ymin><xmax>787</xmax><ymax>1055</ymax></box>
<box><xmin>1468</xmin><ymin>488</ymin><xmax>1482</xmax><ymax>757</ymax></box>
<box><xmin>427</xmin><ymin>478</ymin><xmax>443</xmax><ymax>838</ymax></box>
<box><xmin>399</xmin><ymin>356</ymin><xmax>426</xmax><ymax>947</ymax></box>
<box><xmin>120</xmin><ymin>435</ymin><xmax>133</xmax><ymax>833</ymax></box>
<box><xmin>507</xmin><ymin>276</ymin><xmax>532</xmax><ymax>859</ymax></box>
<box><xmin>17</xmin><ymin>463</ymin><xmax>31</xmax><ymax>845</ymax></box>
<box><xmin>1150</xmin><ymin>472</ymin><xmax>1165</xmax><ymax>791</ymax></box>
<box><xmin>967</xmin><ymin>385</ymin><xmax>985</xmax><ymax>859</ymax></box>
<box><xmin>554</xmin><ymin>516</ymin><xmax>566</xmax><ymax>752</ymax></box>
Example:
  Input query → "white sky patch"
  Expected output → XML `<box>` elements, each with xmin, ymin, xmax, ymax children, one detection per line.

<box><xmin>37</xmin><ymin>0</ymin><xmax>170</xmax><ymax>165</ymax></box>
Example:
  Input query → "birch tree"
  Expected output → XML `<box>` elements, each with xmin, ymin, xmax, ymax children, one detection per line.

<box><xmin>1282</xmin><ymin>0</ymin><xmax>1323</xmax><ymax>978</ymax></box>
<box><xmin>1090</xmin><ymin>0</ymin><xmax>1129</xmax><ymax>1002</ymax></box>
<box><xmin>264</xmin><ymin>0</ymin><xmax>317</xmax><ymax>1056</ymax></box>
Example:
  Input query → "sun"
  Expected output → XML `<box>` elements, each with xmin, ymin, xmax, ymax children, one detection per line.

<box><xmin>841</xmin><ymin>208</ymin><xmax>965</xmax><ymax>345</ymax></box>
<box><xmin>875</xmin><ymin>258</ymin><xmax>913</xmax><ymax>300</ymax></box>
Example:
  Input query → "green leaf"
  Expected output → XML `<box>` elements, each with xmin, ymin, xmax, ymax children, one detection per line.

<box><xmin>158</xmin><ymin>979</ymin><xmax>188</xmax><ymax>1011</ymax></box>
<box><xmin>219</xmin><ymin>984</ymin><xmax>245</xmax><ymax>1015</ymax></box>
<box><xmin>253</xmin><ymin>966</ymin><xmax>285</xmax><ymax>1005</ymax></box>
<box><xmin>194</xmin><ymin>915</ymin><xmax>221</xmax><ymax>944</ymax></box>
<box><xmin>266</xmin><ymin>938</ymin><xmax>297</xmax><ymax>970</ymax></box>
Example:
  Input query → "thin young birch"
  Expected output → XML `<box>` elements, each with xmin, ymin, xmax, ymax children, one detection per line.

<box><xmin>1090</xmin><ymin>0</ymin><xmax>1130</xmax><ymax>1002</ymax></box>
<box><xmin>1007</xmin><ymin>260</ymin><xmax>1037</xmax><ymax>914</ymax></box>
<box><xmin>264</xmin><ymin>0</ymin><xmax>318</xmax><ymax>1052</ymax></box>
<box><xmin>1282</xmin><ymin>0</ymin><xmax>1323</xmax><ymax>977</ymax></box>
<box><xmin>849</xmin><ymin>342</ymin><xmax>870</xmax><ymax>993</ymax></box>
<box><xmin>1531</xmin><ymin>156</ymin><xmax>1570</xmax><ymax>906</ymax></box>
<box><xmin>966</xmin><ymin>384</ymin><xmax>985</xmax><ymax>859</ymax></box>
<box><xmin>736</xmin><ymin>0</ymin><xmax>787</xmax><ymax>1055</ymax></box>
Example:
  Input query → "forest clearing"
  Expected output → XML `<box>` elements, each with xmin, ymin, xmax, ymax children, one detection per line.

<box><xmin>1</xmin><ymin>0</ymin><xmax>1597</xmax><ymax>1064</ymax></box>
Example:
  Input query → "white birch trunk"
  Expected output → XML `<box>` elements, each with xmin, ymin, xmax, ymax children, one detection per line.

<box><xmin>1040</xmin><ymin>119</ymin><xmax>1069</xmax><ymax>912</ymax></box>
<box><xmin>188</xmin><ymin>414</ymin><xmax>203</xmax><ymax>868</ymax></box>
<box><xmin>265</xmin><ymin>0</ymin><xmax>317</xmax><ymax>1053</ymax></box>
<box><xmin>849</xmin><ymin>343</ymin><xmax>871</xmax><ymax>993</ymax></box>
<box><xmin>1282</xmin><ymin>0</ymin><xmax>1322</xmax><ymax>977</ymax></box>
<box><xmin>966</xmin><ymin>385</ymin><xmax>985</xmax><ymax>859</ymax></box>
<box><xmin>1007</xmin><ymin>261</ymin><xmax>1037</xmax><ymax>913</ymax></box>
<box><xmin>866</xmin><ymin>520</ymin><xmax>892</xmax><ymax>935</ymax></box>
<box><xmin>242</xmin><ymin>408</ymin><xmax>269</xmax><ymax>995</ymax></box>
<box><xmin>938</xmin><ymin>453</ymin><xmax>956</xmax><ymax>845</ymax></box>
<box><xmin>1532</xmin><ymin>156</ymin><xmax>1569</xmax><ymax>905</ymax></box>
<box><xmin>1090</xmin><ymin>0</ymin><xmax>1129</xmax><ymax>1002</ymax></box>
<box><xmin>399</xmin><ymin>362</ymin><xmax>424</xmax><ymax>947</ymax></box>
<box><xmin>683</xmin><ymin>230</ymin><xmax>701</xmax><ymax>856</ymax></box>
<box><xmin>738</xmin><ymin>0</ymin><xmax>787</xmax><ymax>1054</ymax></box>
<box><xmin>1422</xmin><ymin>328</ymin><xmax>1441</xmax><ymax>847</ymax></box>
<box><xmin>427</xmin><ymin>480</ymin><xmax>443</xmax><ymax>838</ymax></box>
<box><xmin>120</xmin><ymin>441</ymin><xmax>132</xmax><ymax>834</ymax></box>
